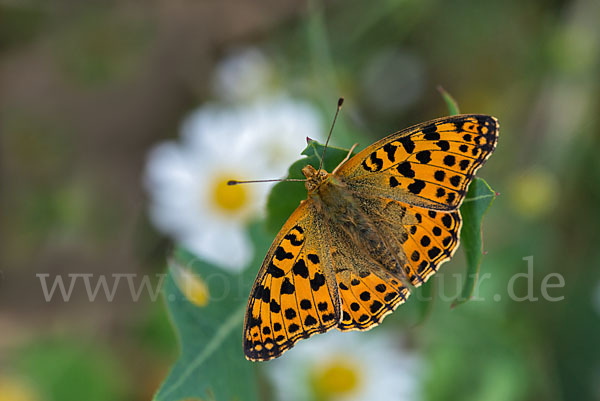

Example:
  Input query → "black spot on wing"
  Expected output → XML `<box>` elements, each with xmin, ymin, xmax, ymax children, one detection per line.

<box><xmin>449</xmin><ymin>175</ymin><xmax>461</xmax><ymax>187</ymax></box>
<box><xmin>307</xmin><ymin>254</ymin><xmax>320</xmax><ymax>264</ymax></box>
<box><xmin>399</xmin><ymin>136</ymin><xmax>415</xmax><ymax>154</ymax></box>
<box><xmin>396</xmin><ymin>161</ymin><xmax>415</xmax><ymax>178</ymax></box>
<box><xmin>428</xmin><ymin>247</ymin><xmax>441</xmax><ymax>259</ymax></box>
<box><xmin>416</xmin><ymin>150</ymin><xmax>432</xmax><ymax>164</ymax></box>
<box><xmin>322</xmin><ymin>313</ymin><xmax>336</xmax><ymax>322</ymax></box>
<box><xmin>253</xmin><ymin>285</ymin><xmax>264</xmax><ymax>300</ymax></box>
<box><xmin>422</xmin><ymin>124</ymin><xmax>440</xmax><ymax>140</ymax></box>
<box><xmin>369</xmin><ymin>153</ymin><xmax>384</xmax><ymax>172</ymax></box>
<box><xmin>270</xmin><ymin>299</ymin><xmax>281</xmax><ymax>313</ymax></box>
<box><xmin>441</xmin><ymin>214</ymin><xmax>453</xmax><ymax>228</ymax></box>
<box><xmin>300</xmin><ymin>299</ymin><xmax>312</xmax><ymax>310</ymax></box>
<box><xmin>310</xmin><ymin>273</ymin><xmax>326</xmax><ymax>291</ymax></box>
<box><xmin>407</xmin><ymin>179</ymin><xmax>426</xmax><ymax>194</ymax></box>
<box><xmin>267</xmin><ymin>262</ymin><xmax>285</xmax><ymax>278</ymax></box>
<box><xmin>261</xmin><ymin>286</ymin><xmax>271</xmax><ymax>303</ymax></box>
<box><xmin>370</xmin><ymin>301</ymin><xmax>383</xmax><ymax>313</ymax></box>
<box><xmin>284</xmin><ymin>233</ymin><xmax>303</xmax><ymax>246</ymax></box>
<box><xmin>382</xmin><ymin>143</ymin><xmax>397</xmax><ymax>162</ymax></box>
<box><xmin>292</xmin><ymin>259</ymin><xmax>309</xmax><ymax>278</ymax></box>
<box><xmin>274</xmin><ymin>246</ymin><xmax>293</xmax><ymax>261</ymax></box>
<box><xmin>281</xmin><ymin>278</ymin><xmax>295</xmax><ymax>294</ymax></box>
<box><xmin>443</xmin><ymin>155</ymin><xmax>456</xmax><ymax>167</ymax></box>
<box><xmin>436</xmin><ymin>140</ymin><xmax>450</xmax><ymax>151</ymax></box>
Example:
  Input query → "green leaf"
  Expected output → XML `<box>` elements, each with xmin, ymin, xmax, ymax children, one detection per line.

<box><xmin>452</xmin><ymin>177</ymin><xmax>497</xmax><ymax>308</ymax></box>
<box><xmin>437</xmin><ymin>86</ymin><xmax>461</xmax><ymax>115</ymax></box>
<box><xmin>413</xmin><ymin>278</ymin><xmax>436</xmax><ymax>326</ymax></box>
<box><xmin>265</xmin><ymin>140</ymin><xmax>355</xmax><ymax>234</ymax></box>
<box><xmin>153</xmin><ymin>224</ymin><xmax>271</xmax><ymax>401</ymax></box>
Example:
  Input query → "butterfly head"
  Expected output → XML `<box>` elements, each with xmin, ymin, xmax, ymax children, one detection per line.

<box><xmin>302</xmin><ymin>165</ymin><xmax>328</xmax><ymax>193</ymax></box>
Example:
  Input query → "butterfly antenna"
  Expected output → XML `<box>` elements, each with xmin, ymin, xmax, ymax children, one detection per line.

<box><xmin>227</xmin><ymin>178</ymin><xmax>306</xmax><ymax>186</ymax></box>
<box><xmin>317</xmin><ymin>97</ymin><xmax>344</xmax><ymax>173</ymax></box>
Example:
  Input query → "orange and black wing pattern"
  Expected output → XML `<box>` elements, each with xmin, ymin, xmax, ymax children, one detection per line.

<box><xmin>337</xmin><ymin>114</ymin><xmax>499</xmax><ymax>211</ymax></box>
<box><xmin>243</xmin><ymin>201</ymin><xmax>340</xmax><ymax>361</ymax></box>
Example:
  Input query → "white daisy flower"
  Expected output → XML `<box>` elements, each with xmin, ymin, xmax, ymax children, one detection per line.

<box><xmin>144</xmin><ymin>95</ymin><xmax>323</xmax><ymax>271</ymax></box>
<box><xmin>266</xmin><ymin>330</ymin><xmax>423</xmax><ymax>401</ymax></box>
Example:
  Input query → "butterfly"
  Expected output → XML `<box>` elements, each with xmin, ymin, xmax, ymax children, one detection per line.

<box><xmin>243</xmin><ymin>112</ymin><xmax>499</xmax><ymax>361</ymax></box>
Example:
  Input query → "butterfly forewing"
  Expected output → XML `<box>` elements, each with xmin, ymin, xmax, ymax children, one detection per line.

<box><xmin>337</xmin><ymin>115</ymin><xmax>498</xmax><ymax>211</ymax></box>
<box><xmin>243</xmin><ymin>201</ymin><xmax>340</xmax><ymax>361</ymax></box>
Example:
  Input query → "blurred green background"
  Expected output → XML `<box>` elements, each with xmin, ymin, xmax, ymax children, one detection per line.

<box><xmin>1</xmin><ymin>0</ymin><xmax>599</xmax><ymax>400</ymax></box>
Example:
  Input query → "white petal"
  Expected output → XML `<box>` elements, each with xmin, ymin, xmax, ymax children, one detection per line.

<box><xmin>144</xmin><ymin>142</ymin><xmax>195</xmax><ymax>191</ymax></box>
<box><xmin>180</xmin><ymin>221</ymin><xmax>252</xmax><ymax>272</ymax></box>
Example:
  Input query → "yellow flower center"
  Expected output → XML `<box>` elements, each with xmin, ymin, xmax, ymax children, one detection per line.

<box><xmin>211</xmin><ymin>173</ymin><xmax>249</xmax><ymax>213</ymax></box>
<box><xmin>311</xmin><ymin>358</ymin><xmax>362</xmax><ymax>399</ymax></box>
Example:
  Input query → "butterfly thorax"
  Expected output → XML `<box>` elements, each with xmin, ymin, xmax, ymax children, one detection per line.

<box><xmin>302</xmin><ymin>164</ymin><xmax>407</xmax><ymax>280</ymax></box>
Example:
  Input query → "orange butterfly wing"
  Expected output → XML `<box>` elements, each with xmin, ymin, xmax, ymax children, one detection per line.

<box><xmin>243</xmin><ymin>200</ymin><xmax>340</xmax><ymax>361</ymax></box>
<box><xmin>336</xmin><ymin>114</ymin><xmax>499</xmax><ymax>211</ymax></box>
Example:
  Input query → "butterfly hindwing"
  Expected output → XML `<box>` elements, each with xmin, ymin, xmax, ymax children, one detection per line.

<box><xmin>336</xmin><ymin>271</ymin><xmax>410</xmax><ymax>331</ymax></box>
<box><xmin>337</xmin><ymin>115</ymin><xmax>498</xmax><ymax>211</ymax></box>
<box><xmin>401</xmin><ymin>205</ymin><xmax>462</xmax><ymax>286</ymax></box>
<box><xmin>316</xmin><ymin>202</ymin><xmax>411</xmax><ymax>331</ymax></box>
<box><xmin>350</xmin><ymin>194</ymin><xmax>463</xmax><ymax>287</ymax></box>
<box><xmin>243</xmin><ymin>201</ymin><xmax>340</xmax><ymax>361</ymax></box>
